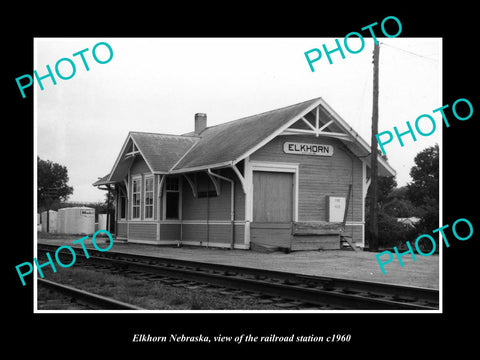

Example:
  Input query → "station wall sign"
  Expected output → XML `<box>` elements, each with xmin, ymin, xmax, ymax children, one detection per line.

<box><xmin>283</xmin><ymin>142</ymin><xmax>334</xmax><ymax>156</ymax></box>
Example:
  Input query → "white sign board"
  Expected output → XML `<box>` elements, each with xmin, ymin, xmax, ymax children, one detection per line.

<box><xmin>81</xmin><ymin>209</ymin><xmax>95</xmax><ymax>216</ymax></box>
<box><xmin>328</xmin><ymin>196</ymin><xmax>346</xmax><ymax>222</ymax></box>
<box><xmin>283</xmin><ymin>142</ymin><xmax>333</xmax><ymax>156</ymax></box>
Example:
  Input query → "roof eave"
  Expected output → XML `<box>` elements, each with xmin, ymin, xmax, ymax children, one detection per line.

<box><xmin>92</xmin><ymin>178</ymin><xmax>117</xmax><ymax>187</ymax></box>
<box><xmin>317</xmin><ymin>98</ymin><xmax>396</xmax><ymax>177</ymax></box>
<box><xmin>378</xmin><ymin>156</ymin><xmax>397</xmax><ymax>177</ymax></box>
<box><xmin>169</xmin><ymin>160</ymin><xmax>234</xmax><ymax>174</ymax></box>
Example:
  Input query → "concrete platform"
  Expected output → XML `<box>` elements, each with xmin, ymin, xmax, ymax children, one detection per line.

<box><xmin>37</xmin><ymin>236</ymin><xmax>440</xmax><ymax>290</ymax></box>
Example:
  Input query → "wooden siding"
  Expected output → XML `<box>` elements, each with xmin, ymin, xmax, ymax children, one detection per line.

<box><xmin>128</xmin><ymin>222</ymin><xmax>156</xmax><ymax>240</ymax></box>
<box><xmin>160</xmin><ymin>223</ymin><xmax>180</xmax><ymax>240</ymax></box>
<box><xmin>249</xmin><ymin>134</ymin><xmax>364</xmax><ymax>246</ymax></box>
<box><xmin>250</xmin><ymin>135</ymin><xmax>363</xmax><ymax>224</ymax></box>
<box><xmin>253</xmin><ymin>171</ymin><xmax>293</xmax><ymax>222</ymax></box>
<box><xmin>181</xmin><ymin>168</ymin><xmax>245</xmax><ymax>221</ymax></box>
<box><xmin>291</xmin><ymin>234</ymin><xmax>340</xmax><ymax>250</ymax></box>
<box><xmin>117</xmin><ymin>222</ymin><xmax>127</xmax><ymax>237</ymax></box>
<box><xmin>130</xmin><ymin>156</ymin><xmax>150</xmax><ymax>175</ymax></box>
<box><xmin>182</xmin><ymin>223</ymin><xmax>245</xmax><ymax>245</ymax></box>
<box><xmin>343</xmin><ymin>224</ymin><xmax>364</xmax><ymax>246</ymax></box>
<box><xmin>250</xmin><ymin>224</ymin><xmax>342</xmax><ymax>250</ymax></box>
<box><xmin>250</xmin><ymin>223</ymin><xmax>292</xmax><ymax>248</ymax></box>
<box><xmin>182</xmin><ymin>223</ymin><xmax>208</xmax><ymax>242</ymax></box>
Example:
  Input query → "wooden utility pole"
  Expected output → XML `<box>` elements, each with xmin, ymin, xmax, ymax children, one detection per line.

<box><xmin>369</xmin><ymin>43</ymin><xmax>380</xmax><ymax>251</ymax></box>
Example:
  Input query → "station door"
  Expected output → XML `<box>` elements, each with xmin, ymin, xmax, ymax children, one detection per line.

<box><xmin>251</xmin><ymin>171</ymin><xmax>293</xmax><ymax>248</ymax></box>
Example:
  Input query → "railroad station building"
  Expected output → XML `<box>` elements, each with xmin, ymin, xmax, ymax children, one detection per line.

<box><xmin>93</xmin><ymin>97</ymin><xmax>395</xmax><ymax>251</ymax></box>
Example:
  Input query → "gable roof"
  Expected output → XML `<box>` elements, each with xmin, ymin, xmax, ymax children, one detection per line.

<box><xmin>170</xmin><ymin>97</ymin><xmax>395</xmax><ymax>176</ymax></box>
<box><xmin>106</xmin><ymin>132</ymin><xmax>198</xmax><ymax>183</ymax></box>
<box><xmin>314</xmin><ymin>98</ymin><xmax>396</xmax><ymax>176</ymax></box>
<box><xmin>96</xmin><ymin>96</ymin><xmax>395</xmax><ymax>186</ymax></box>
<box><xmin>172</xmin><ymin>97</ymin><xmax>321</xmax><ymax>171</ymax></box>
<box><xmin>130</xmin><ymin>132</ymin><xmax>198</xmax><ymax>173</ymax></box>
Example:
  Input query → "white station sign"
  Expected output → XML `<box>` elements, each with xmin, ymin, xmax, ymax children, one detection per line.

<box><xmin>283</xmin><ymin>142</ymin><xmax>334</xmax><ymax>156</ymax></box>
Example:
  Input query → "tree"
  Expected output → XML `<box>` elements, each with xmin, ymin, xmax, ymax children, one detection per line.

<box><xmin>366</xmin><ymin>179</ymin><xmax>419</xmax><ymax>248</ymax></box>
<box><xmin>407</xmin><ymin>144</ymin><xmax>439</xmax><ymax>206</ymax></box>
<box><xmin>365</xmin><ymin>175</ymin><xmax>397</xmax><ymax>216</ymax></box>
<box><xmin>377</xmin><ymin>175</ymin><xmax>397</xmax><ymax>205</ymax></box>
<box><xmin>365</xmin><ymin>175</ymin><xmax>402</xmax><ymax>247</ymax></box>
<box><xmin>365</xmin><ymin>145</ymin><xmax>439</xmax><ymax>249</ymax></box>
<box><xmin>38</xmin><ymin>157</ymin><xmax>74</xmax><ymax>211</ymax></box>
<box><xmin>406</xmin><ymin>144</ymin><xmax>439</xmax><ymax>235</ymax></box>
<box><xmin>383</xmin><ymin>186</ymin><xmax>416</xmax><ymax>218</ymax></box>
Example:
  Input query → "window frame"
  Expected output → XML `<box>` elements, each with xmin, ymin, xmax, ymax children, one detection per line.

<box><xmin>119</xmin><ymin>193</ymin><xmax>127</xmax><ymax>220</ymax></box>
<box><xmin>163</xmin><ymin>176</ymin><xmax>181</xmax><ymax>220</ymax></box>
<box><xmin>144</xmin><ymin>175</ymin><xmax>154</xmax><ymax>220</ymax></box>
<box><xmin>131</xmin><ymin>175</ymin><xmax>142</xmax><ymax>220</ymax></box>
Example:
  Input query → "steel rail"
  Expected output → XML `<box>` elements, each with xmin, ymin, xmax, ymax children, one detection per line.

<box><xmin>38</xmin><ymin>278</ymin><xmax>144</xmax><ymax>310</ymax></box>
<box><xmin>38</xmin><ymin>243</ymin><xmax>439</xmax><ymax>310</ymax></box>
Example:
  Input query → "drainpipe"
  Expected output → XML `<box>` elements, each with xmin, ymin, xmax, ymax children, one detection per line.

<box><xmin>207</xmin><ymin>169</ymin><xmax>235</xmax><ymax>249</ymax></box>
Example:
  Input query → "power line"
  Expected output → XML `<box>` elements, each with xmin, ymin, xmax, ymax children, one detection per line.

<box><xmin>380</xmin><ymin>42</ymin><xmax>439</xmax><ymax>63</ymax></box>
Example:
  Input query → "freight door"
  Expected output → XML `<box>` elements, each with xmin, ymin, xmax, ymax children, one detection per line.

<box><xmin>251</xmin><ymin>171</ymin><xmax>293</xmax><ymax>248</ymax></box>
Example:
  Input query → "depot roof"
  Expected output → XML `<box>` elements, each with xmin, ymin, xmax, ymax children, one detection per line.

<box><xmin>94</xmin><ymin>97</ymin><xmax>395</xmax><ymax>186</ymax></box>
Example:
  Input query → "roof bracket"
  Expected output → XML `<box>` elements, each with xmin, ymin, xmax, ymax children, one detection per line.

<box><xmin>123</xmin><ymin>179</ymin><xmax>130</xmax><ymax>200</ymax></box>
<box><xmin>301</xmin><ymin>116</ymin><xmax>316</xmax><ymax>131</ymax></box>
<box><xmin>318</xmin><ymin>119</ymin><xmax>334</xmax><ymax>133</ymax></box>
<box><xmin>206</xmin><ymin>171</ymin><xmax>221</xmax><ymax>196</ymax></box>
<box><xmin>118</xmin><ymin>184</ymin><xmax>127</xmax><ymax>197</ymax></box>
<box><xmin>158</xmin><ymin>175</ymin><xmax>166</xmax><ymax>198</ymax></box>
<box><xmin>231</xmin><ymin>164</ymin><xmax>246</xmax><ymax>194</ymax></box>
<box><xmin>124</xmin><ymin>150</ymin><xmax>140</xmax><ymax>159</ymax></box>
<box><xmin>183</xmin><ymin>173</ymin><xmax>198</xmax><ymax>198</ymax></box>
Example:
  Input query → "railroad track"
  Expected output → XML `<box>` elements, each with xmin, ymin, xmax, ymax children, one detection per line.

<box><xmin>37</xmin><ymin>278</ymin><xmax>144</xmax><ymax>310</ymax></box>
<box><xmin>37</xmin><ymin>243</ymin><xmax>439</xmax><ymax>310</ymax></box>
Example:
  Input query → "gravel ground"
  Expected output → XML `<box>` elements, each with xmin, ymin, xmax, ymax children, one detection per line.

<box><xmin>37</xmin><ymin>235</ymin><xmax>440</xmax><ymax>289</ymax></box>
<box><xmin>37</xmin><ymin>266</ymin><xmax>290</xmax><ymax>310</ymax></box>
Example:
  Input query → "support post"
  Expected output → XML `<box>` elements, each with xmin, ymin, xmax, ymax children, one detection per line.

<box><xmin>106</xmin><ymin>185</ymin><xmax>111</xmax><ymax>233</ymax></box>
<box><xmin>208</xmin><ymin>169</ymin><xmax>235</xmax><ymax>249</ymax></box>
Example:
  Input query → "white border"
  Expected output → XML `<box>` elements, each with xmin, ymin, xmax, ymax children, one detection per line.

<box><xmin>33</xmin><ymin>38</ymin><xmax>442</xmax><ymax>315</ymax></box>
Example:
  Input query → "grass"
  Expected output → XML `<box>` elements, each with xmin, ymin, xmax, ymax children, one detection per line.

<box><xmin>37</xmin><ymin>265</ymin><xmax>279</xmax><ymax>310</ymax></box>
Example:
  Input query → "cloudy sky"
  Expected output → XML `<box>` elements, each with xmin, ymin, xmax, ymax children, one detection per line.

<box><xmin>35</xmin><ymin>37</ymin><xmax>442</xmax><ymax>203</ymax></box>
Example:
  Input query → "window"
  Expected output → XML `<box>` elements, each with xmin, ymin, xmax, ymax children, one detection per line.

<box><xmin>132</xmin><ymin>177</ymin><xmax>141</xmax><ymax>219</ymax></box>
<box><xmin>165</xmin><ymin>177</ymin><xmax>180</xmax><ymax>219</ymax></box>
<box><xmin>119</xmin><ymin>194</ymin><xmax>126</xmax><ymax>219</ymax></box>
<box><xmin>144</xmin><ymin>176</ymin><xmax>154</xmax><ymax>219</ymax></box>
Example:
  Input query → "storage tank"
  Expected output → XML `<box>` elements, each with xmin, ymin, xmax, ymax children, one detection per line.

<box><xmin>41</xmin><ymin>210</ymin><xmax>57</xmax><ymax>233</ymax></box>
<box><xmin>56</xmin><ymin>208</ymin><xmax>65</xmax><ymax>234</ymax></box>
<box><xmin>57</xmin><ymin>207</ymin><xmax>95</xmax><ymax>235</ymax></box>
